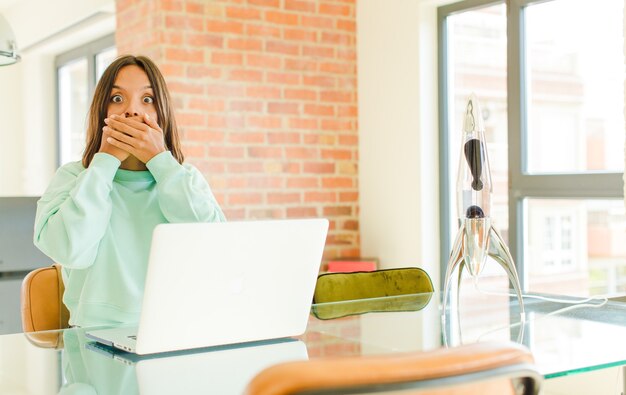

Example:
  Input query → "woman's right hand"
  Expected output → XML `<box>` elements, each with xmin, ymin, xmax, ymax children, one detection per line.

<box><xmin>99</xmin><ymin>122</ymin><xmax>131</xmax><ymax>162</ymax></box>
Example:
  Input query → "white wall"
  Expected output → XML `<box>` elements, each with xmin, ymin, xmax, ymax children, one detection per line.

<box><xmin>357</xmin><ymin>0</ymin><xmax>441</xmax><ymax>287</ymax></box>
<box><xmin>0</xmin><ymin>0</ymin><xmax>114</xmax><ymax>196</ymax></box>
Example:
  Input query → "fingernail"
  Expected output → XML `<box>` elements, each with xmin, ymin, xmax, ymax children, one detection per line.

<box><xmin>145</xmin><ymin>114</ymin><xmax>150</xmax><ymax>119</ymax></box>
<box><xmin>104</xmin><ymin>118</ymin><xmax>109</xmax><ymax>124</ymax></box>
<box><xmin>107</xmin><ymin>137</ymin><xmax>113</xmax><ymax>143</ymax></box>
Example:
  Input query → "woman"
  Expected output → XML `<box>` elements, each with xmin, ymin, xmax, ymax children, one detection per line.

<box><xmin>34</xmin><ymin>55</ymin><xmax>225</xmax><ymax>328</ymax></box>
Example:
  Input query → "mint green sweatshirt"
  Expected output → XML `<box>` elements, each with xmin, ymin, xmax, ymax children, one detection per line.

<box><xmin>34</xmin><ymin>152</ymin><xmax>225</xmax><ymax>328</ymax></box>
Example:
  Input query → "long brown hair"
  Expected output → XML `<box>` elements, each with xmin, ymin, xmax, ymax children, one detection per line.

<box><xmin>82</xmin><ymin>55</ymin><xmax>184</xmax><ymax>167</ymax></box>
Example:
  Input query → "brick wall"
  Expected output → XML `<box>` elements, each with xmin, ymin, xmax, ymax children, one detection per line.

<box><xmin>115</xmin><ymin>0</ymin><xmax>359</xmax><ymax>260</ymax></box>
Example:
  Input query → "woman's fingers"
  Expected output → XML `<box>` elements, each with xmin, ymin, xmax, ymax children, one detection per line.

<box><xmin>143</xmin><ymin>113</ymin><xmax>162</xmax><ymax>133</ymax></box>
<box><xmin>104</xmin><ymin>115</ymin><xmax>147</xmax><ymax>137</ymax></box>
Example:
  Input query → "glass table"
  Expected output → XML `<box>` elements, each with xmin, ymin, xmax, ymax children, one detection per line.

<box><xmin>0</xmin><ymin>291</ymin><xmax>625</xmax><ymax>394</ymax></box>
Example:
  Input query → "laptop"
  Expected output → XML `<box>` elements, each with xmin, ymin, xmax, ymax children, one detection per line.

<box><xmin>85</xmin><ymin>339</ymin><xmax>309</xmax><ymax>394</ymax></box>
<box><xmin>86</xmin><ymin>218</ymin><xmax>328</xmax><ymax>355</ymax></box>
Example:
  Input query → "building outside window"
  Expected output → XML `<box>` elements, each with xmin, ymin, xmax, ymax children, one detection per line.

<box><xmin>56</xmin><ymin>35</ymin><xmax>116</xmax><ymax>165</ymax></box>
<box><xmin>439</xmin><ymin>0</ymin><xmax>625</xmax><ymax>297</ymax></box>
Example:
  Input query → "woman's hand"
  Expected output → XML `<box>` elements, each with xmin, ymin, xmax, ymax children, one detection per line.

<box><xmin>99</xmin><ymin>123</ymin><xmax>131</xmax><ymax>162</ymax></box>
<box><xmin>103</xmin><ymin>114</ymin><xmax>167</xmax><ymax>164</ymax></box>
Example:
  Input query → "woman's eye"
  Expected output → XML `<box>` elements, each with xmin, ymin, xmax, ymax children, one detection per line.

<box><xmin>111</xmin><ymin>95</ymin><xmax>123</xmax><ymax>103</ymax></box>
<box><xmin>143</xmin><ymin>96</ymin><xmax>154</xmax><ymax>104</ymax></box>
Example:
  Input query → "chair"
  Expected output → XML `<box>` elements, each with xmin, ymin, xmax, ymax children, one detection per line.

<box><xmin>311</xmin><ymin>267</ymin><xmax>434</xmax><ymax>319</ymax></box>
<box><xmin>21</xmin><ymin>263</ymin><xmax>70</xmax><ymax>332</ymax></box>
<box><xmin>245</xmin><ymin>341</ymin><xmax>542</xmax><ymax>395</ymax></box>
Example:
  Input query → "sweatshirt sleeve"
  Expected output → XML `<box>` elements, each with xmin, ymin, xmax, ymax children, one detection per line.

<box><xmin>146</xmin><ymin>151</ymin><xmax>226</xmax><ymax>223</ymax></box>
<box><xmin>34</xmin><ymin>153</ymin><xmax>121</xmax><ymax>269</ymax></box>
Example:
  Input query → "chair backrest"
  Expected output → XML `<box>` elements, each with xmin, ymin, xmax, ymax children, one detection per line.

<box><xmin>244</xmin><ymin>341</ymin><xmax>542</xmax><ymax>395</ymax></box>
<box><xmin>21</xmin><ymin>263</ymin><xmax>70</xmax><ymax>332</ymax></box>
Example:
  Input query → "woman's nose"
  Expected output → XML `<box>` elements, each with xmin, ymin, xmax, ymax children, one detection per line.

<box><xmin>124</xmin><ymin>112</ymin><xmax>139</xmax><ymax>118</ymax></box>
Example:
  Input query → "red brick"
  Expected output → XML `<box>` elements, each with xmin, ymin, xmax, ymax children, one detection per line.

<box><xmin>287</xmin><ymin>177</ymin><xmax>319</xmax><ymax>188</ymax></box>
<box><xmin>248</xmin><ymin>0</ymin><xmax>279</xmax><ymax>7</ymax></box>
<box><xmin>303</xmin><ymin>46</ymin><xmax>335</xmax><ymax>59</ymax></box>
<box><xmin>267</xmin><ymin>72</ymin><xmax>300</xmax><ymax>85</ymax></box>
<box><xmin>303</xmin><ymin>162</ymin><xmax>335</xmax><ymax>174</ymax></box>
<box><xmin>343</xmin><ymin>220</ymin><xmax>359</xmax><ymax>231</ymax></box>
<box><xmin>284</xmin><ymin>28</ymin><xmax>317</xmax><ymax>42</ymax></box>
<box><xmin>165</xmin><ymin>48</ymin><xmax>204</xmax><ymax>63</ymax></box>
<box><xmin>339</xmin><ymin>192</ymin><xmax>358</xmax><ymax>202</ymax></box>
<box><xmin>226</xmin><ymin>6</ymin><xmax>262</xmax><ymax>20</ymax></box>
<box><xmin>212</xmin><ymin>52</ymin><xmax>244</xmax><ymax>65</ymax></box>
<box><xmin>247</xmin><ymin>116</ymin><xmax>282</xmax><ymax>129</ymax></box>
<box><xmin>285</xmin><ymin>89</ymin><xmax>317</xmax><ymax>101</ymax></box>
<box><xmin>320</xmin><ymin>3</ymin><xmax>352</xmax><ymax>17</ymax></box>
<box><xmin>322</xmin><ymin>177</ymin><xmax>353</xmax><ymax>188</ymax></box>
<box><xmin>206</xmin><ymin>20</ymin><xmax>244</xmax><ymax>34</ymax></box>
<box><xmin>226</xmin><ymin>177</ymin><xmax>247</xmax><ymax>189</ymax></box>
<box><xmin>287</xmin><ymin>207</ymin><xmax>318</xmax><ymax>217</ymax></box>
<box><xmin>168</xmin><ymin>81</ymin><xmax>204</xmax><ymax>95</ymax></box>
<box><xmin>285</xmin><ymin>147</ymin><xmax>318</xmax><ymax>159</ymax></box>
<box><xmin>187</xmin><ymin>33</ymin><xmax>223</xmax><ymax>48</ymax></box>
<box><xmin>177</xmin><ymin>112</ymin><xmax>205</xmax><ymax>127</ymax></box>
<box><xmin>304</xmin><ymin>104</ymin><xmax>335</xmax><ymax>116</ymax></box>
<box><xmin>207</xmin><ymin>84</ymin><xmax>246</xmax><ymax>97</ymax></box>
<box><xmin>208</xmin><ymin>146</ymin><xmax>245</xmax><ymax>158</ymax></box>
<box><xmin>284</xmin><ymin>59</ymin><xmax>317</xmax><ymax>71</ymax></box>
<box><xmin>266</xmin><ymin>41</ymin><xmax>300</xmax><ymax>55</ymax></box>
<box><xmin>337</xmin><ymin>49</ymin><xmax>357</xmax><ymax>61</ymax></box>
<box><xmin>249</xmin><ymin>208</ymin><xmax>285</xmax><ymax>218</ymax></box>
<box><xmin>246</xmin><ymin>86</ymin><xmax>281</xmax><ymax>99</ymax></box>
<box><xmin>337</xmin><ymin>19</ymin><xmax>356</xmax><ymax>32</ymax></box>
<box><xmin>320</xmin><ymin>91</ymin><xmax>352</xmax><ymax>102</ymax></box>
<box><xmin>229</xmin><ymin>100</ymin><xmax>263</xmax><ymax>112</ymax></box>
<box><xmin>285</xmin><ymin>0</ymin><xmax>316</xmax><ymax>12</ymax></box>
<box><xmin>228</xmin><ymin>132</ymin><xmax>266</xmax><ymax>144</ymax></box>
<box><xmin>159</xmin><ymin>0</ymin><xmax>183</xmax><ymax>12</ymax></box>
<box><xmin>322</xmin><ymin>119</ymin><xmax>354</xmax><ymax>131</ymax></box>
<box><xmin>322</xmin><ymin>32</ymin><xmax>353</xmax><ymax>46</ymax></box>
<box><xmin>229</xmin><ymin>69</ymin><xmax>263</xmax><ymax>82</ymax></box>
<box><xmin>228</xmin><ymin>162</ymin><xmax>264</xmax><ymax>173</ymax></box>
<box><xmin>165</xmin><ymin>15</ymin><xmax>203</xmax><ymax>31</ymax></box>
<box><xmin>303</xmin><ymin>75</ymin><xmax>336</xmax><ymax>88</ymax></box>
<box><xmin>182</xmin><ymin>143</ymin><xmax>205</xmax><ymax>158</ymax></box>
<box><xmin>339</xmin><ymin>135</ymin><xmax>358</xmax><ymax>145</ymax></box>
<box><xmin>304</xmin><ymin>191</ymin><xmax>336</xmax><ymax>203</ymax></box>
<box><xmin>338</xmin><ymin>105</ymin><xmax>358</xmax><ymax>117</ymax></box>
<box><xmin>323</xmin><ymin>206</ymin><xmax>352</xmax><ymax>216</ymax></box>
<box><xmin>248</xmin><ymin>177</ymin><xmax>284</xmax><ymax>188</ymax></box>
<box><xmin>268</xmin><ymin>102</ymin><xmax>299</xmax><ymax>115</ymax></box>
<box><xmin>268</xmin><ymin>132</ymin><xmax>301</xmax><ymax>144</ymax></box>
<box><xmin>320</xmin><ymin>62</ymin><xmax>354</xmax><ymax>74</ymax></box>
<box><xmin>321</xmin><ymin>149</ymin><xmax>352</xmax><ymax>160</ymax></box>
<box><xmin>247</xmin><ymin>54</ymin><xmax>282</xmax><ymax>69</ymax></box>
<box><xmin>160</xmin><ymin>63</ymin><xmax>185</xmax><ymax>77</ymax></box>
<box><xmin>248</xmin><ymin>146</ymin><xmax>283</xmax><ymax>158</ymax></box>
<box><xmin>228</xmin><ymin>193</ymin><xmax>263</xmax><ymax>205</ymax></box>
<box><xmin>187</xmin><ymin>66</ymin><xmax>221</xmax><ymax>79</ymax></box>
<box><xmin>185</xmin><ymin>129</ymin><xmax>225</xmax><ymax>142</ymax></box>
<box><xmin>228</xmin><ymin>38</ymin><xmax>263</xmax><ymax>51</ymax></box>
<box><xmin>161</xmin><ymin>32</ymin><xmax>183</xmax><ymax>45</ymax></box>
<box><xmin>268</xmin><ymin>193</ymin><xmax>301</xmax><ymax>204</ymax></box>
<box><xmin>246</xmin><ymin>24</ymin><xmax>282</xmax><ymax>38</ymax></box>
<box><xmin>223</xmin><ymin>208</ymin><xmax>246</xmax><ymax>220</ymax></box>
<box><xmin>289</xmin><ymin>118</ymin><xmax>319</xmax><ymax>129</ymax></box>
<box><xmin>303</xmin><ymin>133</ymin><xmax>336</xmax><ymax>145</ymax></box>
<box><xmin>266</xmin><ymin>11</ymin><xmax>299</xmax><ymax>25</ymax></box>
<box><xmin>300</xmin><ymin>15</ymin><xmax>334</xmax><ymax>29</ymax></box>
<box><xmin>185</xmin><ymin>2</ymin><xmax>205</xmax><ymax>14</ymax></box>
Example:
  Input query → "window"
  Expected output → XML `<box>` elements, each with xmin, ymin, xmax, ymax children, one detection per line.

<box><xmin>439</xmin><ymin>0</ymin><xmax>625</xmax><ymax>297</ymax></box>
<box><xmin>56</xmin><ymin>35</ymin><xmax>116</xmax><ymax>165</ymax></box>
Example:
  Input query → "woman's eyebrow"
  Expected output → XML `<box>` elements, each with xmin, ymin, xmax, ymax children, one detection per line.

<box><xmin>111</xmin><ymin>85</ymin><xmax>153</xmax><ymax>90</ymax></box>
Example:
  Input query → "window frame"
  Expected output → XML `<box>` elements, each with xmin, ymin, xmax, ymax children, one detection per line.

<box><xmin>437</xmin><ymin>0</ymin><xmax>624</xmax><ymax>290</ymax></box>
<box><xmin>55</xmin><ymin>34</ymin><xmax>115</xmax><ymax>166</ymax></box>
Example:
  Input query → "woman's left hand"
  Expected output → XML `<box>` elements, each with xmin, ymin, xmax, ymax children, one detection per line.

<box><xmin>103</xmin><ymin>113</ymin><xmax>166</xmax><ymax>164</ymax></box>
